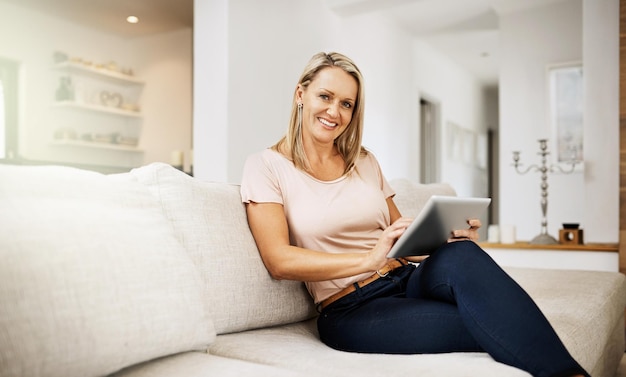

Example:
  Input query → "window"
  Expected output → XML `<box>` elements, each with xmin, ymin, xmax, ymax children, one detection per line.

<box><xmin>0</xmin><ymin>80</ymin><xmax>5</xmax><ymax>158</ymax></box>
<box><xmin>0</xmin><ymin>57</ymin><xmax>19</xmax><ymax>160</ymax></box>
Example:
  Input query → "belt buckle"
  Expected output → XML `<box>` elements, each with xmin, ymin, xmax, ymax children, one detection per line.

<box><xmin>376</xmin><ymin>261</ymin><xmax>394</xmax><ymax>278</ymax></box>
<box><xmin>376</xmin><ymin>269</ymin><xmax>389</xmax><ymax>278</ymax></box>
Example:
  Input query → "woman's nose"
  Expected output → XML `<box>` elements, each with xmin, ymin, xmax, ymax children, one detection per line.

<box><xmin>327</xmin><ymin>102</ymin><xmax>339</xmax><ymax>117</ymax></box>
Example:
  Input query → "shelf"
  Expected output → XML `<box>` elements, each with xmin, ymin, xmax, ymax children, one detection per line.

<box><xmin>479</xmin><ymin>241</ymin><xmax>618</xmax><ymax>252</ymax></box>
<box><xmin>53</xmin><ymin>101</ymin><xmax>142</xmax><ymax>118</ymax></box>
<box><xmin>55</xmin><ymin>61</ymin><xmax>144</xmax><ymax>86</ymax></box>
<box><xmin>51</xmin><ymin>139</ymin><xmax>143</xmax><ymax>153</ymax></box>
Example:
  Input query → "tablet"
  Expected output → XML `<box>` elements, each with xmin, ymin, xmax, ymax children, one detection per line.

<box><xmin>387</xmin><ymin>195</ymin><xmax>491</xmax><ymax>258</ymax></box>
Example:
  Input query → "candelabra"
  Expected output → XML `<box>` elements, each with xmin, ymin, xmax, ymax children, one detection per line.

<box><xmin>512</xmin><ymin>139</ymin><xmax>579</xmax><ymax>244</ymax></box>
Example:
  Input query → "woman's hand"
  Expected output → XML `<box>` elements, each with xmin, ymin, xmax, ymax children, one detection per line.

<box><xmin>448</xmin><ymin>218</ymin><xmax>482</xmax><ymax>243</ymax></box>
<box><xmin>367</xmin><ymin>217</ymin><xmax>414</xmax><ymax>271</ymax></box>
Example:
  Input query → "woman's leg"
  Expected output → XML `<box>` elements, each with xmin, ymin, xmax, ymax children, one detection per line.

<box><xmin>406</xmin><ymin>240</ymin><xmax>588</xmax><ymax>377</ymax></box>
<box><xmin>317</xmin><ymin>265</ymin><xmax>483</xmax><ymax>354</ymax></box>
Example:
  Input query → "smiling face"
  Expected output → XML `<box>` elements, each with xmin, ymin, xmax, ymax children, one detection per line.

<box><xmin>297</xmin><ymin>67</ymin><xmax>358</xmax><ymax>148</ymax></box>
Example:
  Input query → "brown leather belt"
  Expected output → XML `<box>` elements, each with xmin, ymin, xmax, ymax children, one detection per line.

<box><xmin>320</xmin><ymin>258</ymin><xmax>409</xmax><ymax>310</ymax></box>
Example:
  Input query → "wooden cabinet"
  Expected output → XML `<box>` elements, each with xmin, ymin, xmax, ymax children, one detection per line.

<box><xmin>480</xmin><ymin>242</ymin><xmax>619</xmax><ymax>272</ymax></box>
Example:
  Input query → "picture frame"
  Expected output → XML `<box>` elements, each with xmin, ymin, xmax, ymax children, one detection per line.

<box><xmin>475</xmin><ymin>132</ymin><xmax>487</xmax><ymax>170</ymax></box>
<box><xmin>547</xmin><ymin>62</ymin><xmax>583</xmax><ymax>166</ymax></box>
<box><xmin>447</xmin><ymin>121</ymin><xmax>462</xmax><ymax>162</ymax></box>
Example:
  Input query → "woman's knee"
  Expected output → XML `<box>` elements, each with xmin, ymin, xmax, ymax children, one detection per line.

<box><xmin>437</xmin><ymin>240</ymin><xmax>484</xmax><ymax>258</ymax></box>
<box><xmin>428</xmin><ymin>241</ymin><xmax>495</xmax><ymax>272</ymax></box>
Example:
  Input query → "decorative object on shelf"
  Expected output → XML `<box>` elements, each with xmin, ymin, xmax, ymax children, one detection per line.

<box><xmin>53</xmin><ymin>51</ymin><xmax>68</xmax><ymax>63</ymax></box>
<box><xmin>559</xmin><ymin>223</ymin><xmax>584</xmax><ymax>245</ymax></box>
<box><xmin>188</xmin><ymin>149</ymin><xmax>194</xmax><ymax>177</ymax></box>
<box><xmin>53</xmin><ymin>127</ymin><xmax>77</xmax><ymax>140</ymax></box>
<box><xmin>500</xmin><ymin>225</ymin><xmax>516</xmax><ymax>244</ymax></box>
<box><xmin>51</xmin><ymin>51</ymin><xmax>144</xmax><ymax>161</ymax></box>
<box><xmin>100</xmin><ymin>91</ymin><xmax>123</xmax><ymax>108</ymax></box>
<box><xmin>107</xmin><ymin>61</ymin><xmax>118</xmax><ymax>72</ymax></box>
<box><xmin>512</xmin><ymin>139</ymin><xmax>579</xmax><ymax>244</ymax></box>
<box><xmin>114</xmin><ymin>136</ymin><xmax>139</xmax><ymax>147</ymax></box>
<box><xmin>487</xmin><ymin>224</ymin><xmax>500</xmax><ymax>243</ymax></box>
<box><xmin>55</xmin><ymin>76</ymin><xmax>74</xmax><ymax>101</ymax></box>
<box><xmin>121</xmin><ymin>103</ymin><xmax>141</xmax><ymax>112</ymax></box>
<box><xmin>170</xmin><ymin>150</ymin><xmax>184</xmax><ymax>171</ymax></box>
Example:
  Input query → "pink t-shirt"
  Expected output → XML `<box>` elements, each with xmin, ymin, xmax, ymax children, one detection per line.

<box><xmin>240</xmin><ymin>148</ymin><xmax>395</xmax><ymax>303</ymax></box>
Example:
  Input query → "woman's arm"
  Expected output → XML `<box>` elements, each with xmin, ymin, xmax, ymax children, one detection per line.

<box><xmin>386</xmin><ymin>197</ymin><xmax>429</xmax><ymax>263</ymax></box>
<box><xmin>245</xmin><ymin>201</ymin><xmax>412</xmax><ymax>282</ymax></box>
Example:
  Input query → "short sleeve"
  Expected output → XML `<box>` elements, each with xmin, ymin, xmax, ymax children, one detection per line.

<box><xmin>240</xmin><ymin>150</ymin><xmax>284</xmax><ymax>205</ymax></box>
<box><xmin>361</xmin><ymin>151</ymin><xmax>395</xmax><ymax>200</ymax></box>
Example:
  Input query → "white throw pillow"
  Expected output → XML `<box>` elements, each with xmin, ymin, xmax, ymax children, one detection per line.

<box><xmin>389</xmin><ymin>178</ymin><xmax>457</xmax><ymax>218</ymax></box>
<box><xmin>130</xmin><ymin>163</ymin><xmax>317</xmax><ymax>334</ymax></box>
<box><xmin>0</xmin><ymin>165</ymin><xmax>215</xmax><ymax>377</ymax></box>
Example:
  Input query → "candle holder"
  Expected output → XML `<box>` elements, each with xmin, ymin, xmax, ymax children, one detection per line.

<box><xmin>511</xmin><ymin>139</ymin><xmax>579</xmax><ymax>244</ymax></box>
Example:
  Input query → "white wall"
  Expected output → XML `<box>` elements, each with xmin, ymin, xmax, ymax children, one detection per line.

<box><xmin>498</xmin><ymin>0</ymin><xmax>586</xmax><ymax>242</ymax></box>
<box><xmin>498</xmin><ymin>0</ymin><xmax>618</xmax><ymax>244</ymax></box>
<box><xmin>412</xmin><ymin>40</ymin><xmax>488</xmax><ymax>198</ymax></box>
<box><xmin>0</xmin><ymin>2</ymin><xmax>192</xmax><ymax>172</ymax></box>
<box><xmin>133</xmin><ymin>29</ymin><xmax>193</xmax><ymax>172</ymax></box>
<box><xmin>582</xmin><ymin>0</ymin><xmax>619</xmax><ymax>243</ymax></box>
<box><xmin>194</xmin><ymin>0</ymin><xmax>486</xmax><ymax>196</ymax></box>
<box><xmin>193</xmin><ymin>0</ymin><xmax>229</xmax><ymax>181</ymax></box>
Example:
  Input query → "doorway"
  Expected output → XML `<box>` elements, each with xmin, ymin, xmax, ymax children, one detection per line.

<box><xmin>0</xmin><ymin>57</ymin><xmax>19</xmax><ymax>160</ymax></box>
<box><xmin>420</xmin><ymin>97</ymin><xmax>441</xmax><ymax>184</ymax></box>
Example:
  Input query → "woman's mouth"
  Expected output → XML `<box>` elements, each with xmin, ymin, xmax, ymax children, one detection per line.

<box><xmin>318</xmin><ymin>117</ymin><xmax>337</xmax><ymax>128</ymax></box>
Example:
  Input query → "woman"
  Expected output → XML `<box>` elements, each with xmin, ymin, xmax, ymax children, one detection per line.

<box><xmin>240</xmin><ymin>52</ymin><xmax>588</xmax><ymax>377</ymax></box>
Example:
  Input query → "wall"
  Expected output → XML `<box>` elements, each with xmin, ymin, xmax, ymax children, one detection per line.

<box><xmin>193</xmin><ymin>0</ymin><xmax>487</xmax><ymax>200</ymax></box>
<box><xmin>412</xmin><ymin>40</ymin><xmax>488</xmax><ymax>198</ymax></box>
<box><xmin>498</xmin><ymin>0</ymin><xmax>586</xmax><ymax>242</ymax></box>
<box><xmin>0</xmin><ymin>2</ymin><xmax>192</xmax><ymax>172</ymax></box>
<box><xmin>133</xmin><ymin>29</ymin><xmax>193</xmax><ymax>173</ymax></box>
<box><xmin>499</xmin><ymin>0</ymin><xmax>618</xmax><ymax>243</ymax></box>
<box><xmin>582</xmin><ymin>0</ymin><xmax>619</xmax><ymax>243</ymax></box>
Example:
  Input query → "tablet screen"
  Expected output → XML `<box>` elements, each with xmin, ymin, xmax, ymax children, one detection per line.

<box><xmin>387</xmin><ymin>195</ymin><xmax>491</xmax><ymax>258</ymax></box>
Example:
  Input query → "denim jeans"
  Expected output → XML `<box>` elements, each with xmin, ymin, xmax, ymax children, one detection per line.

<box><xmin>317</xmin><ymin>241</ymin><xmax>589</xmax><ymax>377</ymax></box>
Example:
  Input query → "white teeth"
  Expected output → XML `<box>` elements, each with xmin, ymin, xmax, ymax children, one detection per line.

<box><xmin>318</xmin><ymin>118</ymin><xmax>337</xmax><ymax>127</ymax></box>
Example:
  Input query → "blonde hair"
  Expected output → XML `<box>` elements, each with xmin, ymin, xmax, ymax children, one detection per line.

<box><xmin>273</xmin><ymin>52</ymin><xmax>366</xmax><ymax>174</ymax></box>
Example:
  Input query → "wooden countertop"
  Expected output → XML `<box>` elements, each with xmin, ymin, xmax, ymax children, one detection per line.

<box><xmin>479</xmin><ymin>242</ymin><xmax>618</xmax><ymax>252</ymax></box>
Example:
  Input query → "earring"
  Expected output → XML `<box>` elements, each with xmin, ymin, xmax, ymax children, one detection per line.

<box><xmin>297</xmin><ymin>102</ymin><xmax>303</xmax><ymax>129</ymax></box>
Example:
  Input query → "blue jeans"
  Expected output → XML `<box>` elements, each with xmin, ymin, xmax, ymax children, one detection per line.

<box><xmin>317</xmin><ymin>241</ymin><xmax>589</xmax><ymax>377</ymax></box>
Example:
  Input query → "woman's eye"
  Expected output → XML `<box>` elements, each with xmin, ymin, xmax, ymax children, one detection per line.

<box><xmin>320</xmin><ymin>94</ymin><xmax>329</xmax><ymax>100</ymax></box>
<box><xmin>342</xmin><ymin>102</ymin><xmax>353</xmax><ymax>109</ymax></box>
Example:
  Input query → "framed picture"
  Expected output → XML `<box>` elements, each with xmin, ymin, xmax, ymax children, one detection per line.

<box><xmin>447</xmin><ymin>121</ymin><xmax>480</xmax><ymax>168</ymax></box>
<box><xmin>447</xmin><ymin>122</ymin><xmax>462</xmax><ymax>162</ymax></box>
<box><xmin>475</xmin><ymin>132</ymin><xmax>487</xmax><ymax>170</ymax></box>
<box><xmin>547</xmin><ymin>62</ymin><xmax>583</xmax><ymax>165</ymax></box>
<box><xmin>461</xmin><ymin>128</ymin><xmax>475</xmax><ymax>167</ymax></box>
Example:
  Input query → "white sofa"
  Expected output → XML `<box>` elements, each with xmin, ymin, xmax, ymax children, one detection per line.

<box><xmin>1</xmin><ymin>162</ymin><xmax>624</xmax><ymax>377</ymax></box>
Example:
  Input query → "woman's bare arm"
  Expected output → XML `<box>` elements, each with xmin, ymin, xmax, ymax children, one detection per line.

<box><xmin>245</xmin><ymin>201</ymin><xmax>411</xmax><ymax>281</ymax></box>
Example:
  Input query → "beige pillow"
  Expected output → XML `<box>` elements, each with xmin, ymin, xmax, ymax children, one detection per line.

<box><xmin>0</xmin><ymin>165</ymin><xmax>215</xmax><ymax>377</ymax></box>
<box><xmin>389</xmin><ymin>178</ymin><xmax>457</xmax><ymax>218</ymax></box>
<box><xmin>130</xmin><ymin>163</ymin><xmax>317</xmax><ymax>334</ymax></box>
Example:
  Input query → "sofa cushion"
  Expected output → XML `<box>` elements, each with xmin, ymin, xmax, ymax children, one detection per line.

<box><xmin>209</xmin><ymin>319</ymin><xmax>531</xmax><ymax>377</ymax></box>
<box><xmin>129</xmin><ymin>163</ymin><xmax>317</xmax><ymax>334</ymax></box>
<box><xmin>505</xmin><ymin>267</ymin><xmax>626</xmax><ymax>377</ymax></box>
<box><xmin>0</xmin><ymin>164</ymin><xmax>215</xmax><ymax>377</ymax></box>
<box><xmin>209</xmin><ymin>267</ymin><xmax>626</xmax><ymax>377</ymax></box>
<box><xmin>389</xmin><ymin>178</ymin><xmax>457</xmax><ymax>217</ymax></box>
<box><xmin>111</xmin><ymin>351</ymin><xmax>313</xmax><ymax>377</ymax></box>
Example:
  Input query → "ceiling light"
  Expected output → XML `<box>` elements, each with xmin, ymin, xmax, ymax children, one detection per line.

<box><xmin>126</xmin><ymin>16</ymin><xmax>139</xmax><ymax>24</ymax></box>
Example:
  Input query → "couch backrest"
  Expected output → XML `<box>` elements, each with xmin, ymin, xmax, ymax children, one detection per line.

<box><xmin>129</xmin><ymin>165</ymin><xmax>457</xmax><ymax>335</ymax></box>
<box><xmin>129</xmin><ymin>163</ymin><xmax>318</xmax><ymax>335</ymax></box>
<box><xmin>389</xmin><ymin>178</ymin><xmax>457</xmax><ymax>218</ymax></box>
<box><xmin>0</xmin><ymin>164</ymin><xmax>215</xmax><ymax>377</ymax></box>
